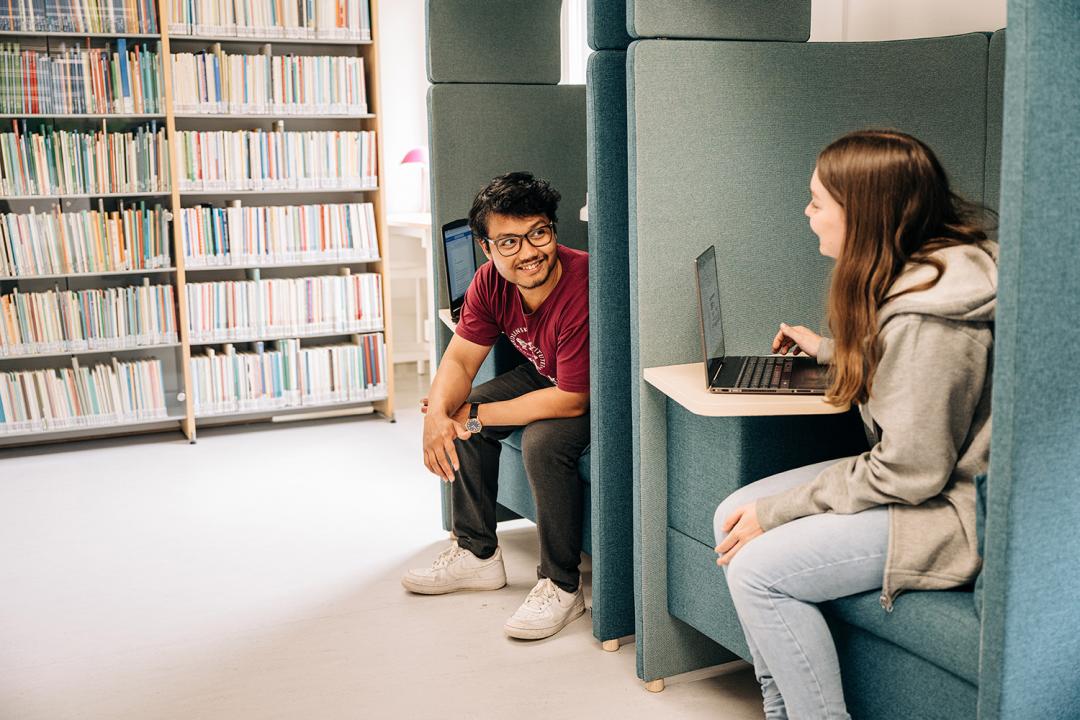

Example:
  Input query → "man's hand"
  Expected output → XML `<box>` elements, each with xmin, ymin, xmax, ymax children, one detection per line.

<box><xmin>772</xmin><ymin>323</ymin><xmax>823</xmax><ymax>358</ymax></box>
<box><xmin>715</xmin><ymin>502</ymin><xmax>764</xmax><ymax>566</ymax></box>
<box><xmin>422</xmin><ymin>411</ymin><xmax>472</xmax><ymax>483</ymax></box>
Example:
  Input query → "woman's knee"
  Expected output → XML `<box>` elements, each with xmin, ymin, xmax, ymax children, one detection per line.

<box><xmin>714</xmin><ymin>486</ymin><xmax>755</xmax><ymax>546</ymax></box>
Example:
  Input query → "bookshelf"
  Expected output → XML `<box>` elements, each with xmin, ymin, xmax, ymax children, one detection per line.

<box><xmin>0</xmin><ymin>0</ymin><xmax>393</xmax><ymax>445</ymax></box>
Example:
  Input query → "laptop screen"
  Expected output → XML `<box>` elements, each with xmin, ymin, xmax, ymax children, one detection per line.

<box><xmin>443</xmin><ymin>220</ymin><xmax>478</xmax><ymax>309</ymax></box>
<box><xmin>695</xmin><ymin>246</ymin><xmax>726</xmax><ymax>377</ymax></box>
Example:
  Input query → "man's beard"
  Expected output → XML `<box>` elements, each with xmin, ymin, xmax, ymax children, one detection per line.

<box><xmin>514</xmin><ymin>254</ymin><xmax>555</xmax><ymax>289</ymax></box>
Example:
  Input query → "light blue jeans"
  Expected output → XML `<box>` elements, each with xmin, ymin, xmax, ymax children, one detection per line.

<box><xmin>713</xmin><ymin>458</ymin><xmax>889</xmax><ymax>720</ymax></box>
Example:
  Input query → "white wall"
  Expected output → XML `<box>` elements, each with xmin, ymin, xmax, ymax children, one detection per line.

<box><xmin>811</xmin><ymin>0</ymin><xmax>1007</xmax><ymax>41</ymax></box>
<box><xmin>377</xmin><ymin>0</ymin><xmax>429</xmax><ymax>214</ymax></box>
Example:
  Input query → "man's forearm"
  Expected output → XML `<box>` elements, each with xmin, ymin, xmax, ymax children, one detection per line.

<box><xmin>475</xmin><ymin>387</ymin><xmax>588</xmax><ymax>427</ymax></box>
<box><xmin>428</xmin><ymin>357</ymin><xmax>474</xmax><ymax>418</ymax></box>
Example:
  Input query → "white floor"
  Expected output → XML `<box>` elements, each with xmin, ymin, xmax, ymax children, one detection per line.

<box><xmin>0</xmin><ymin>366</ymin><xmax>762</xmax><ymax>720</ymax></box>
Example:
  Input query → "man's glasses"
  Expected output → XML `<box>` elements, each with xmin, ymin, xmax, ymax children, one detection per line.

<box><xmin>484</xmin><ymin>223</ymin><xmax>556</xmax><ymax>257</ymax></box>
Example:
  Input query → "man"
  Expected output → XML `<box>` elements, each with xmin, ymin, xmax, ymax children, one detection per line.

<box><xmin>402</xmin><ymin>172</ymin><xmax>590</xmax><ymax>641</ymax></box>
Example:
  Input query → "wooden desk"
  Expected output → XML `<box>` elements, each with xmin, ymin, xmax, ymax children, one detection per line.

<box><xmin>643</xmin><ymin>362</ymin><xmax>848</xmax><ymax>417</ymax></box>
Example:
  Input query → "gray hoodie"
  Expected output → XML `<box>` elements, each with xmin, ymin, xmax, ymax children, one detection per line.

<box><xmin>756</xmin><ymin>241</ymin><xmax>998</xmax><ymax>610</ymax></box>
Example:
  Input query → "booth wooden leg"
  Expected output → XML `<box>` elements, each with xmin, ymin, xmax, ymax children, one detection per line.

<box><xmin>602</xmin><ymin>639</ymin><xmax>620</xmax><ymax>652</ymax></box>
<box><xmin>644</xmin><ymin>679</ymin><xmax>665</xmax><ymax>693</ymax></box>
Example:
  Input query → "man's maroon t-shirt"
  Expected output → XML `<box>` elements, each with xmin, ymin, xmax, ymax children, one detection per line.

<box><xmin>455</xmin><ymin>245</ymin><xmax>589</xmax><ymax>393</ymax></box>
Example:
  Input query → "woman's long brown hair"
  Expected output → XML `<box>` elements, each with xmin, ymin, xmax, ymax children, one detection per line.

<box><xmin>819</xmin><ymin>129</ymin><xmax>989</xmax><ymax>406</ymax></box>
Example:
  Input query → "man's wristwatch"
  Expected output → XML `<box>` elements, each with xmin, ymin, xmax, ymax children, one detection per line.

<box><xmin>464</xmin><ymin>402</ymin><xmax>483</xmax><ymax>433</ymax></box>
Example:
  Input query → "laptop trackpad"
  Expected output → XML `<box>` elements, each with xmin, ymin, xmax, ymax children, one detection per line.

<box><xmin>791</xmin><ymin>357</ymin><xmax>830</xmax><ymax>391</ymax></box>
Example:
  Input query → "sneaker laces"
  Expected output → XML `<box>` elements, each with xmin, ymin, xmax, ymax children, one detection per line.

<box><xmin>431</xmin><ymin>543</ymin><xmax>469</xmax><ymax>570</ymax></box>
<box><xmin>522</xmin><ymin>579</ymin><xmax>560</xmax><ymax>612</ymax></box>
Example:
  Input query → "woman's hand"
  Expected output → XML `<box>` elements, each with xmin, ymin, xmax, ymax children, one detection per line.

<box><xmin>772</xmin><ymin>323</ymin><xmax>823</xmax><ymax>358</ymax></box>
<box><xmin>715</xmin><ymin>502</ymin><xmax>764</xmax><ymax>566</ymax></box>
<box><xmin>422</xmin><ymin>410</ymin><xmax>472</xmax><ymax>483</ymax></box>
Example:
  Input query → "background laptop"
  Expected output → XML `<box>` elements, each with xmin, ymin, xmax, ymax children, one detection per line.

<box><xmin>442</xmin><ymin>219</ymin><xmax>479</xmax><ymax>322</ymax></box>
<box><xmin>695</xmin><ymin>246</ymin><xmax>829</xmax><ymax>394</ymax></box>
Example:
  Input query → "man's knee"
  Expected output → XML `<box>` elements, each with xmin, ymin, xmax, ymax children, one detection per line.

<box><xmin>521</xmin><ymin>420</ymin><xmax>582</xmax><ymax>474</ymax></box>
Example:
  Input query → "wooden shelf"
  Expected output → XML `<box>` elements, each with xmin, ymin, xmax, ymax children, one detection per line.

<box><xmin>1</xmin><ymin>267</ymin><xmax>176</xmax><ymax>281</ymax></box>
<box><xmin>0</xmin><ymin>113</ymin><xmax>166</xmax><ymax>120</ymax></box>
<box><xmin>184</xmin><ymin>258</ymin><xmax>379</xmax><ymax>272</ymax></box>
<box><xmin>1</xmin><ymin>191</ymin><xmax>170</xmax><ymax>200</ymax></box>
<box><xmin>179</xmin><ymin>186</ymin><xmax>378</xmax><ymax>198</ymax></box>
<box><xmin>168</xmin><ymin>34</ymin><xmax>371</xmax><ymax>46</ymax></box>
<box><xmin>0</xmin><ymin>342</ymin><xmax>180</xmax><ymax>362</ymax></box>
<box><xmin>174</xmin><ymin>113</ymin><xmax>375</xmax><ymax>120</ymax></box>
<box><xmin>0</xmin><ymin>31</ymin><xmax>161</xmax><ymax>39</ymax></box>
<box><xmin>189</xmin><ymin>327</ymin><xmax>384</xmax><ymax>347</ymax></box>
<box><xmin>643</xmin><ymin>362</ymin><xmax>848</xmax><ymax>417</ymax></box>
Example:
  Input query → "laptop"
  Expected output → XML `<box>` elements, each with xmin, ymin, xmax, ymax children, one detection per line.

<box><xmin>441</xmin><ymin>219</ymin><xmax>479</xmax><ymax>323</ymax></box>
<box><xmin>694</xmin><ymin>246</ymin><xmax>829</xmax><ymax>394</ymax></box>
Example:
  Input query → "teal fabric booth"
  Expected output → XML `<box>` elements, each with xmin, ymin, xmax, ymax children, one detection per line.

<box><xmin>426</xmin><ymin>0</ymin><xmax>634</xmax><ymax>646</ymax></box>
<box><xmin>616</xmin><ymin>0</ymin><xmax>1039</xmax><ymax>715</ymax></box>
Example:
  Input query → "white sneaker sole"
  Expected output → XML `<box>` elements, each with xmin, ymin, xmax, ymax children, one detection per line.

<box><xmin>503</xmin><ymin>597</ymin><xmax>587</xmax><ymax>640</ymax></box>
<box><xmin>401</xmin><ymin>573</ymin><xmax>507</xmax><ymax>595</ymax></box>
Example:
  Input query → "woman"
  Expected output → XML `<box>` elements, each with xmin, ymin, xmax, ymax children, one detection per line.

<box><xmin>713</xmin><ymin>129</ymin><xmax>997</xmax><ymax>720</ymax></box>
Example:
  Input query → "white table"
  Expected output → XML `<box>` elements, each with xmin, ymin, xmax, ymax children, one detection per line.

<box><xmin>387</xmin><ymin>212</ymin><xmax>434</xmax><ymax>374</ymax></box>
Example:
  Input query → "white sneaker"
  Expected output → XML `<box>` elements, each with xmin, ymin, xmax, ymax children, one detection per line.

<box><xmin>503</xmin><ymin>578</ymin><xmax>586</xmax><ymax>640</ymax></box>
<box><xmin>401</xmin><ymin>542</ymin><xmax>507</xmax><ymax>595</ymax></box>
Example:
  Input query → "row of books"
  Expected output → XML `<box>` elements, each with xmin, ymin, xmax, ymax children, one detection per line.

<box><xmin>176</xmin><ymin>128</ymin><xmax>376</xmax><ymax>191</ymax></box>
<box><xmin>189</xmin><ymin>333</ymin><xmax>385</xmax><ymax>416</ymax></box>
<box><xmin>0</xmin><ymin>122</ymin><xmax>169</xmax><ymax>197</ymax></box>
<box><xmin>168</xmin><ymin>0</ymin><xmax>370</xmax><ymax>41</ymax></box>
<box><xmin>0</xmin><ymin>0</ymin><xmax>158</xmax><ymax>34</ymax></box>
<box><xmin>171</xmin><ymin>50</ymin><xmax>366</xmax><ymax>115</ymax></box>
<box><xmin>179</xmin><ymin>201</ymin><xmax>377</xmax><ymax>268</ymax></box>
<box><xmin>0</xmin><ymin>281</ymin><xmax>177</xmax><ymax>356</ymax></box>
<box><xmin>185</xmin><ymin>272</ymin><xmax>382</xmax><ymax>343</ymax></box>
<box><xmin>0</xmin><ymin>202</ymin><xmax>171</xmax><ymax>278</ymax></box>
<box><xmin>0</xmin><ymin>41</ymin><xmax>163</xmax><ymax>116</ymax></box>
<box><xmin>0</xmin><ymin>357</ymin><xmax>168</xmax><ymax>435</ymax></box>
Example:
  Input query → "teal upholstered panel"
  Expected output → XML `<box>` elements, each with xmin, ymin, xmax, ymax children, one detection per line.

<box><xmin>629</xmin><ymin>35</ymin><xmax>992</xmax><ymax>682</ymax></box>
<box><xmin>588</xmin><ymin>0</ymin><xmax>631</xmax><ymax>50</ymax></box>
<box><xmin>667</xmin><ymin>403</ymin><xmax>866</xmax><ymax>547</ymax></box>
<box><xmin>831</xmin><ymin>620</ymin><xmax>977</xmax><ymax>720</ymax></box>
<box><xmin>985</xmin><ymin>29</ymin><xmax>1006</xmax><ymax>213</ymax></box>
<box><xmin>586</xmin><ymin>50</ymin><xmax>635</xmax><ymax>643</ymax></box>
<box><xmin>425</xmin><ymin>0</ymin><xmax>561</xmax><ymax>84</ymax></box>
<box><xmin>628</xmin><ymin>0</ymin><xmax>811</xmax><ymax>41</ymax></box>
<box><xmin>824</xmin><ymin>591</ymin><xmax>980</xmax><ymax>685</ymax></box>
<box><xmin>981</xmin><ymin>2</ymin><xmax>1080</xmax><ymax>717</ymax></box>
<box><xmin>667</xmin><ymin>527</ymin><xmax>748</xmax><ymax>661</ymax></box>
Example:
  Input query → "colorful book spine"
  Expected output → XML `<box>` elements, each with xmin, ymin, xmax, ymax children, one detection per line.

<box><xmin>0</xmin><ymin>280</ymin><xmax>178</xmax><ymax>356</ymax></box>
<box><xmin>0</xmin><ymin>0</ymin><xmax>159</xmax><ymax>34</ymax></box>
<box><xmin>176</xmin><ymin>127</ymin><xmax>375</xmax><ymax>192</ymax></box>
<box><xmin>0</xmin><ymin>122</ymin><xmax>169</xmax><ymax>197</ymax></box>
<box><xmin>171</xmin><ymin>50</ymin><xmax>366</xmax><ymax>116</ymax></box>
<box><xmin>179</xmin><ymin>201</ymin><xmax>376</xmax><ymax>267</ymax></box>
<box><xmin>0</xmin><ymin>202</ymin><xmax>171</xmax><ymax>277</ymax></box>
<box><xmin>168</xmin><ymin>0</ymin><xmax>370</xmax><ymax>41</ymax></box>
<box><xmin>0</xmin><ymin>357</ymin><xmax>168</xmax><ymax>434</ymax></box>
<box><xmin>185</xmin><ymin>272</ymin><xmax>383</xmax><ymax>342</ymax></box>
<box><xmin>189</xmin><ymin>333</ymin><xmax>385</xmax><ymax>416</ymax></box>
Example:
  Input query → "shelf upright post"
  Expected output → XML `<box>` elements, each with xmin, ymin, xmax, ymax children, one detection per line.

<box><xmin>365</xmin><ymin>0</ymin><xmax>394</xmax><ymax>421</ymax></box>
<box><xmin>157</xmin><ymin>0</ymin><xmax>197</xmax><ymax>442</ymax></box>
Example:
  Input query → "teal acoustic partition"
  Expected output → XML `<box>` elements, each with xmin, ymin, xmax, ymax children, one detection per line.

<box><xmin>980</xmin><ymin>1</ymin><xmax>1080</xmax><ymax>717</ymax></box>
<box><xmin>627</xmin><ymin>0</ymin><xmax>811</xmax><ymax>41</ymax></box>
<box><xmin>426</xmin><ymin>0</ymin><xmax>562</xmax><ymax>83</ymax></box>
<box><xmin>589</xmin><ymin>0</ymin><xmax>632</xmax><ymax>50</ymax></box>
<box><xmin>627</xmin><ymin>34</ymin><xmax>992</xmax><ymax>684</ymax></box>
<box><xmin>985</xmin><ymin>29</ymin><xmax>1006</xmax><ymax>212</ymax></box>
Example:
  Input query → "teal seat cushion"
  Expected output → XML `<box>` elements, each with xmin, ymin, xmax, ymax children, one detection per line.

<box><xmin>823</xmin><ymin>590</ymin><xmax>980</xmax><ymax>685</ymax></box>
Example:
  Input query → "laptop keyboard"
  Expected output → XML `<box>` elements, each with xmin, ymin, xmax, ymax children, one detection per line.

<box><xmin>738</xmin><ymin>356</ymin><xmax>794</xmax><ymax>390</ymax></box>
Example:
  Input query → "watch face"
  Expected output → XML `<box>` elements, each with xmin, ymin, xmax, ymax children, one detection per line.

<box><xmin>465</xmin><ymin>418</ymin><xmax>482</xmax><ymax>433</ymax></box>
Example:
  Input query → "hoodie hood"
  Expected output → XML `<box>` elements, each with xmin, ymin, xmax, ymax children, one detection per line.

<box><xmin>879</xmin><ymin>241</ymin><xmax>998</xmax><ymax>326</ymax></box>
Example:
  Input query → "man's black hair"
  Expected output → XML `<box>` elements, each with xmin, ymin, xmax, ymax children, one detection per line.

<box><xmin>468</xmin><ymin>171</ymin><xmax>561</xmax><ymax>242</ymax></box>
